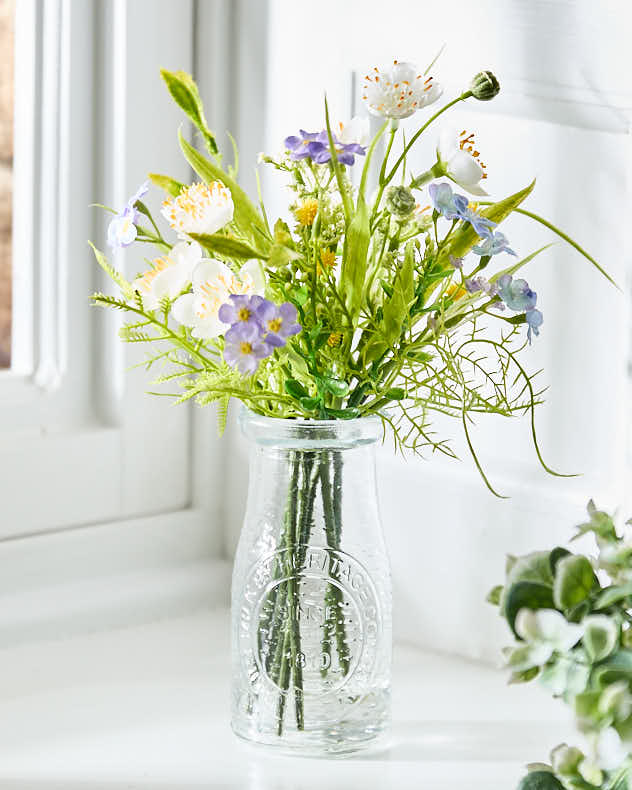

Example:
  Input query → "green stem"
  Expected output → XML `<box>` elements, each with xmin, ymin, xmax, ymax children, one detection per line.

<box><xmin>385</xmin><ymin>92</ymin><xmax>472</xmax><ymax>185</ymax></box>
<box><xmin>319</xmin><ymin>452</ymin><xmax>350</xmax><ymax>678</ymax></box>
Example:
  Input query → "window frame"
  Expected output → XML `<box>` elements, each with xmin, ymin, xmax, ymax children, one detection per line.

<box><xmin>0</xmin><ymin>0</ymin><xmax>224</xmax><ymax>539</ymax></box>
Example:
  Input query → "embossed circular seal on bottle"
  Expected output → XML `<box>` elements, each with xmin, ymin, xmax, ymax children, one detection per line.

<box><xmin>238</xmin><ymin>546</ymin><xmax>381</xmax><ymax>699</ymax></box>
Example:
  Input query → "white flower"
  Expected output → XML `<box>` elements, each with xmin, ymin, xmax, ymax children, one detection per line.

<box><xmin>507</xmin><ymin>609</ymin><xmax>584</xmax><ymax>671</ymax></box>
<box><xmin>172</xmin><ymin>258</ymin><xmax>265</xmax><ymax>340</ymax></box>
<box><xmin>594</xmin><ymin>727</ymin><xmax>629</xmax><ymax>771</ymax></box>
<box><xmin>336</xmin><ymin>116</ymin><xmax>370</xmax><ymax>147</ymax></box>
<box><xmin>362</xmin><ymin>60</ymin><xmax>442</xmax><ymax>120</ymax></box>
<box><xmin>161</xmin><ymin>181</ymin><xmax>234</xmax><ymax>239</ymax></box>
<box><xmin>132</xmin><ymin>241</ymin><xmax>202</xmax><ymax>310</ymax></box>
<box><xmin>437</xmin><ymin>127</ymin><xmax>489</xmax><ymax>196</ymax></box>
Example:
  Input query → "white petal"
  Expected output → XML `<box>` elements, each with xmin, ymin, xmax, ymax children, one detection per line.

<box><xmin>339</xmin><ymin>116</ymin><xmax>370</xmax><ymax>146</ymax></box>
<box><xmin>447</xmin><ymin>149</ymin><xmax>485</xmax><ymax>189</ymax></box>
<box><xmin>201</xmin><ymin>201</ymin><xmax>234</xmax><ymax>235</ymax></box>
<box><xmin>438</xmin><ymin>126</ymin><xmax>459</xmax><ymax>160</ymax></box>
<box><xmin>596</xmin><ymin>728</ymin><xmax>628</xmax><ymax>771</ymax></box>
<box><xmin>171</xmin><ymin>293</ymin><xmax>196</xmax><ymax>327</ymax></box>
<box><xmin>193</xmin><ymin>258</ymin><xmax>233</xmax><ymax>289</ymax></box>
<box><xmin>152</xmin><ymin>267</ymin><xmax>186</xmax><ymax>302</ymax></box>
<box><xmin>239</xmin><ymin>259</ymin><xmax>266</xmax><ymax>294</ymax></box>
<box><xmin>191</xmin><ymin>314</ymin><xmax>225</xmax><ymax>339</ymax></box>
<box><xmin>463</xmin><ymin>182</ymin><xmax>489</xmax><ymax>197</ymax></box>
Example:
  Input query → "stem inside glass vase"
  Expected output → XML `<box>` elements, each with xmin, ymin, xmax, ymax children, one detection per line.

<box><xmin>260</xmin><ymin>447</ymin><xmax>350</xmax><ymax>736</ymax></box>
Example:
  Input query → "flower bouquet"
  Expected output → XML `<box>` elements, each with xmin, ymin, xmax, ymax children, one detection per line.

<box><xmin>91</xmin><ymin>58</ymin><xmax>610</xmax><ymax>755</ymax></box>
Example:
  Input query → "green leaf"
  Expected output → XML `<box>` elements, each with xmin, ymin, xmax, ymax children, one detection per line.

<box><xmin>341</xmin><ymin>190</ymin><xmax>370</xmax><ymax>321</ymax></box>
<box><xmin>508</xmin><ymin>666</ymin><xmax>539</xmax><ymax>684</ymax></box>
<box><xmin>299</xmin><ymin>396</ymin><xmax>320</xmax><ymax>411</ymax></box>
<box><xmin>285</xmin><ymin>379</ymin><xmax>308</xmax><ymax>400</ymax></box>
<box><xmin>188</xmin><ymin>232</ymin><xmax>268</xmax><ymax>261</ymax></box>
<box><xmin>517</xmin><ymin>771</ymin><xmax>564</xmax><ymax>790</ymax></box>
<box><xmin>148</xmin><ymin>172</ymin><xmax>184</xmax><ymax>198</ymax></box>
<box><xmin>504</xmin><ymin>581</ymin><xmax>555</xmax><ymax>637</ymax></box>
<box><xmin>596</xmin><ymin>583</ymin><xmax>632</xmax><ymax>609</ymax></box>
<box><xmin>324</xmin><ymin>407</ymin><xmax>360</xmax><ymax>420</ymax></box>
<box><xmin>385</xmin><ymin>387</ymin><xmax>405</xmax><ymax>400</ymax></box>
<box><xmin>322</xmin><ymin>377</ymin><xmax>349</xmax><ymax>397</ymax></box>
<box><xmin>583</xmin><ymin>615</ymin><xmax>618</xmax><ymax>662</ymax></box>
<box><xmin>505</xmin><ymin>551</ymin><xmax>554</xmax><ymax>590</ymax></box>
<box><xmin>380</xmin><ymin>241</ymin><xmax>415</xmax><ymax>346</ymax></box>
<box><xmin>178</xmin><ymin>130</ymin><xmax>270</xmax><ymax>248</ymax></box>
<box><xmin>273</xmin><ymin>218</ymin><xmax>294</xmax><ymax>247</ymax></box>
<box><xmin>89</xmin><ymin>242</ymin><xmax>134</xmax><ymax>300</ymax></box>
<box><xmin>486</xmin><ymin>585</ymin><xmax>503</xmax><ymax>605</ymax></box>
<box><xmin>161</xmin><ymin>69</ymin><xmax>218</xmax><ymax>156</ymax></box>
<box><xmin>549</xmin><ymin>546</ymin><xmax>571</xmax><ymax>575</ymax></box>
<box><xmin>553</xmin><ymin>555</ymin><xmax>597</xmax><ymax>611</ymax></box>
<box><xmin>593</xmin><ymin>650</ymin><xmax>632</xmax><ymax>688</ymax></box>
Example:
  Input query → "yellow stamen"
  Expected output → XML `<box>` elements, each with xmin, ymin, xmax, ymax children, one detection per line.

<box><xmin>268</xmin><ymin>318</ymin><xmax>282</xmax><ymax>333</ymax></box>
<box><xmin>327</xmin><ymin>332</ymin><xmax>342</xmax><ymax>348</ymax></box>
<box><xmin>239</xmin><ymin>342</ymin><xmax>253</xmax><ymax>355</ymax></box>
<box><xmin>295</xmin><ymin>198</ymin><xmax>319</xmax><ymax>226</ymax></box>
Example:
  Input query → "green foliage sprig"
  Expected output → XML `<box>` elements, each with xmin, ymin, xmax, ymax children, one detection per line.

<box><xmin>490</xmin><ymin>502</ymin><xmax>632</xmax><ymax>789</ymax></box>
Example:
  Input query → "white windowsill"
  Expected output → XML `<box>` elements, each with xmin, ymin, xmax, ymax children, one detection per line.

<box><xmin>0</xmin><ymin>589</ymin><xmax>575</xmax><ymax>789</ymax></box>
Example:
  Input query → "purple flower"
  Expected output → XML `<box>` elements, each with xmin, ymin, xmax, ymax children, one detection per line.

<box><xmin>526</xmin><ymin>309</ymin><xmax>543</xmax><ymax>344</ymax></box>
<box><xmin>473</xmin><ymin>231</ymin><xmax>517</xmax><ymax>257</ymax></box>
<box><xmin>223</xmin><ymin>323</ymin><xmax>272</xmax><ymax>375</ymax></box>
<box><xmin>284</xmin><ymin>130</ymin><xmax>320</xmax><ymax>161</ymax></box>
<box><xmin>285</xmin><ymin>129</ymin><xmax>366</xmax><ymax>166</ymax></box>
<box><xmin>256</xmin><ymin>300</ymin><xmax>302</xmax><ymax>347</ymax></box>
<box><xmin>465</xmin><ymin>276</ymin><xmax>496</xmax><ymax>296</ymax></box>
<box><xmin>428</xmin><ymin>182</ymin><xmax>495</xmax><ymax>239</ymax></box>
<box><xmin>449</xmin><ymin>255</ymin><xmax>464</xmax><ymax>270</ymax></box>
<box><xmin>218</xmin><ymin>294</ymin><xmax>264</xmax><ymax>331</ymax></box>
<box><xmin>496</xmin><ymin>274</ymin><xmax>537</xmax><ymax>312</ymax></box>
<box><xmin>107</xmin><ymin>181</ymin><xmax>150</xmax><ymax>249</ymax></box>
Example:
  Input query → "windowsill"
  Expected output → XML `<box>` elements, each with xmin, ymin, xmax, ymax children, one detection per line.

<box><xmin>0</xmin><ymin>597</ymin><xmax>574</xmax><ymax>789</ymax></box>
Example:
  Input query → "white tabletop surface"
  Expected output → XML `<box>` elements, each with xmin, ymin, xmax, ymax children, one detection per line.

<box><xmin>0</xmin><ymin>608</ymin><xmax>573</xmax><ymax>789</ymax></box>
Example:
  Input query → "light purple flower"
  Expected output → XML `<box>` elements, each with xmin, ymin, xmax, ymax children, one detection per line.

<box><xmin>449</xmin><ymin>255</ymin><xmax>464</xmax><ymax>270</ymax></box>
<box><xmin>256</xmin><ymin>300</ymin><xmax>302</xmax><ymax>347</ymax></box>
<box><xmin>473</xmin><ymin>231</ymin><xmax>517</xmax><ymax>257</ymax></box>
<box><xmin>465</xmin><ymin>276</ymin><xmax>497</xmax><ymax>296</ymax></box>
<box><xmin>107</xmin><ymin>181</ymin><xmax>150</xmax><ymax>249</ymax></box>
<box><xmin>223</xmin><ymin>323</ymin><xmax>272</xmax><ymax>375</ymax></box>
<box><xmin>526</xmin><ymin>309</ymin><xmax>543</xmax><ymax>344</ymax></box>
<box><xmin>218</xmin><ymin>294</ymin><xmax>264</xmax><ymax>331</ymax></box>
<box><xmin>496</xmin><ymin>274</ymin><xmax>537</xmax><ymax>312</ymax></box>
<box><xmin>285</xmin><ymin>129</ymin><xmax>366</xmax><ymax>166</ymax></box>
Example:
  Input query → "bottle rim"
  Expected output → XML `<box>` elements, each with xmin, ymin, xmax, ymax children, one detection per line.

<box><xmin>239</xmin><ymin>406</ymin><xmax>383</xmax><ymax>449</ymax></box>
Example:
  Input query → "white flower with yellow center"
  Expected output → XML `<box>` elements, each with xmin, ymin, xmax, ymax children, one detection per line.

<box><xmin>362</xmin><ymin>60</ymin><xmax>442</xmax><ymax>120</ymax></box>
<box><xmin>132</xmin><ymin>241</ymin><xmax>202</xmax><ymax>310</ymax></box>
<box><xmin>437</xmin><ymin>127</ymin><xmax>489</xmax><ymax>196</ymax></box>
<box><xmin>161</xmin><ymin>181</ymin><xmax>234</xmax><ymax>239</ymax></box>
<box><xmin>172</xmin><ymin>258</ymin><xmax>265</xmax><ymax>339</ymax></box>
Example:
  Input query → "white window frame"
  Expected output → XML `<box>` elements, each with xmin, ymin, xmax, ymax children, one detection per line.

<box><xmin>0</xmin><ymin>0</ymin><xmax>224</xmax><ymax>542</ymax></box>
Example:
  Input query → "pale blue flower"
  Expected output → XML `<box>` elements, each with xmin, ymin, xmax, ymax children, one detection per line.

<box><xmin>496</xmin><ymin>274</ymin><xmax>537</xmax><ymax>312</ymax></box>
<box><xmin>428</xmin><ymin>182</ymin><xmax>495</xmax><ymax>239</ymax></box>
<box><xmin>465</xmin><ymin>276</ymin><xmax>496</xmax><ymax>296</ymax></box>
<box><xmin>526</xmin><ymin>309</ymin><xmax>543</xmax><ymax>344</ymax></box>
<box><xmin>473</xmin><ymin>231</ymin><xmax>517</xmax><ymax>257</ymax></box>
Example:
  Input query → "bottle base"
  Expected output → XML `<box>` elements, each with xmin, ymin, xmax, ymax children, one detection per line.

<box><xmin>231</xmin><ymin>719</ymin><xmax>391</xmax><ymax>758</ymax></box>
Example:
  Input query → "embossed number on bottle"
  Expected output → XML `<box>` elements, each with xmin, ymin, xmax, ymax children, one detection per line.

<box><xmin>238</xmin><ymin>547</ymin><xmax>381</xmax><ymax>697</ymax></box>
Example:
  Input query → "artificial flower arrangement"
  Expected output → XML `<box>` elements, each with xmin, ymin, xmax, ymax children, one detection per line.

<box><xmin>90</xmin><ymin>58</ymin><xmax>613</xmax><ymax>751</ymax></box>
<box><xmin>91</xmin><ymin>59</ymin><xmax>609</xmax><ymax>496</ymax></box>
<box><xmin>490</xmin><ymin>502</ymin><xmax>632</xmax><ymax>790</ymax></box>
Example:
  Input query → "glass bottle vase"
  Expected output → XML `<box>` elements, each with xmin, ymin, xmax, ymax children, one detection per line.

<box><xmin>231</xmin><ymin>410</ymin><xmax>392</xmax><ymax>756</ymax></box>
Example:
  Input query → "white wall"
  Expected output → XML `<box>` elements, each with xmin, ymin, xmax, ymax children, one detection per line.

<box><xmin>220</xmin><ymin>0</ymin><xmax>632</xmax><ymax>662</ymax></box>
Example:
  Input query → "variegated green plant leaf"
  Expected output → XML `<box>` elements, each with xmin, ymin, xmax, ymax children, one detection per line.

<box><xmin>161</xmin><ymin>69</ymin><xmax>218</xmax><ymax>156</ymax></box>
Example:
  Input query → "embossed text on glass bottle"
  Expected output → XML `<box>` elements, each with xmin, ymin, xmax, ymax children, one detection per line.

<box><xmin>231</xmin><ymin>410</ymin><xmax>392</xmax><ymax>755</ymax></box>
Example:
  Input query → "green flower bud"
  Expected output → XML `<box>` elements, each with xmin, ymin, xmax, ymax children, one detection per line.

<box><xmin>470</xmin><ymin>70</ymin><xmax>500</xmax><ymax>101</ymax></box>
<box><xmin>385</xmin><ymin>185</ymin><xmax>416</xmax><ymax>219</ymax></box>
